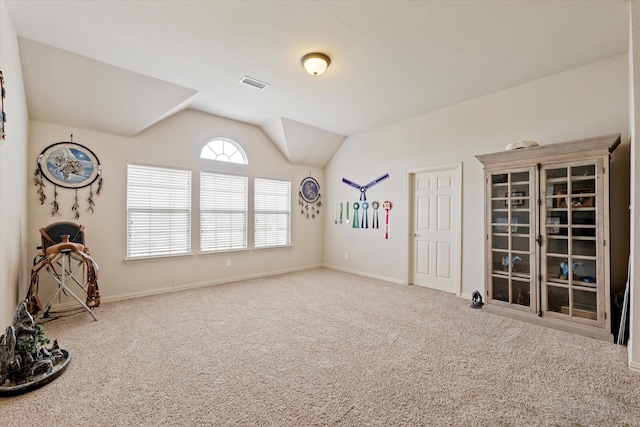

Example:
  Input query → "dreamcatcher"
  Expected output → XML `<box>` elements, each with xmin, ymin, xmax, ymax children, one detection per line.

<box><xmin>33</xmin><ymin>136</ymin><xmax>103</xmax><ymax>219</ymax></box>
<box><xmin>299</xmin><ymin>176</ymin><xmax>322</xmax><ymax>219</ymax></box>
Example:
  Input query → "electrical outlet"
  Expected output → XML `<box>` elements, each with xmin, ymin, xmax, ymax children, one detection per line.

<box><xmin>226</xmin><ymin>259</ymin><xmax>232</xmax><ymax>267</ymax></box>
<box><xmin>344</xmin><ymin>253</ymin><xmax>348</xmax><ymax>259</ymax></box>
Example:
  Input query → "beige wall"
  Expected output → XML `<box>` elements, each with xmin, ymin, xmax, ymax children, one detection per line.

<box><xmin>0</xmin><ymin>0</ymin><xmax>29</xmax><ymax>327</ymax></box>
<box><xmin>27</xmin><ymin>110</ymin><xmax>324</xmax><ymax>304</ymax></box>
<box><xmin>324</xmin><ymin>54</ymin><xmax>630</xmax><ymax>300</ymax></box>
<box><xmin>629</xmin><ymin>0</ymin><xmax>640</xmax><ymax>371</ymax></box>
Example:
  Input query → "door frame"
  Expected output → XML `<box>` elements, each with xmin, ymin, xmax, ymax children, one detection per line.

<box><xmin>405</xmin><ymin>162</ymin><xmax>463</xmax><ymax>296</ymax></box>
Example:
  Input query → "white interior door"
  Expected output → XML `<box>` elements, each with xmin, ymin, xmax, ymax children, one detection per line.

<box><xmin>410</xmin><ymin>165</ymin><xmax>461</xmax><ymax>294</ymax></box>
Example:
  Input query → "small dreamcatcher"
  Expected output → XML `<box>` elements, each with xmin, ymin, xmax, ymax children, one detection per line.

<box><xmin>299</xmin><ymin>176</ymin><xmax>322</xmax><ymax>219</ymax></box>
<box><xmin>33</xmin><ymin>135</ymin><xmax>103</xmax><ymax>219</ymax></box>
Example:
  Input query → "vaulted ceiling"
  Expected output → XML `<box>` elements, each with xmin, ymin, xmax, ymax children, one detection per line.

<box><xmin>5</xmin><ymin>1</ymin><xmax>629</xmax><ymax>168</ymax></box>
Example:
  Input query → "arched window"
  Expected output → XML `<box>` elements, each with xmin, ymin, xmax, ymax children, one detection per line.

<box><xmin>200</xmin><ymin>137</ymin><xmax>248</xmax><ymax>164</ymax></box>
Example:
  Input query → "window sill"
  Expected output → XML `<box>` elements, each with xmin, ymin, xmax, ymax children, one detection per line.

<box><xmin>198</xmin><ymin>248</ymin><xmax>250</xmax><ymax>256</ymax></box>
<box><xmin>254</xmin><ymin>244</ymin><xmax>293</xmax><ymax>250</ymax></box>
<box><xmin>124</xmin><ymin>252</ymin><xmax>194</xmax><ymax>263</ymax></box>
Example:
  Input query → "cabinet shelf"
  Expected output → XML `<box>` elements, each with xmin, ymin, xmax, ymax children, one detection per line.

<box><xmin>560</xmin><ymin>306</ymin><xmax>597</xmax><ymax>320</ymax></box>
<box><xmin>547</xmin><ymin>176</ymin><xmax>596</xmax><ymax>184</ymax></box>
<box><xmin>571</xmin><ymin>255</ymin><xmax>597</xmax><ymax>261</ymax></box>
<box><xmin>571</xmin><ymin>236</ymin><xmax>596</xmax><ymax>240</ymax></box>
<box><xmin>546</xmin><ymin>278</ymin><xmax>597</xmax><ymax>289</ymax></box>
<box><xmin>491</xmin><ymin>270</ymin><xmax>530</xmax><ymax>279</ymax></box>
<box><xmin>571</xmin><ymin>176</ymin><xmax>596</xmax><ymax>182</ymax></box>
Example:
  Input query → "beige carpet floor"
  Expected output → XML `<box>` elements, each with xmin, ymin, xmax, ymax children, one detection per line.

<box><xmin>0</xmin><ymin>268</ymin><xmax>638</xmax><ymax>426</ymax></box>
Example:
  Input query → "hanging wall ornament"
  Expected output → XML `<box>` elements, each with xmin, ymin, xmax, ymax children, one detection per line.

<box><xmin>352</xmin><ymin>202</ymin><xmax>360</xmax><ymax>228</ymax></box>
<box><xmin>299</xmin><ymin>176</ymin><xmax>321</xmax><ymax>219</ymax></box>
<box><xmin>342</xmin><ymin>173</ymin><xmax>389</xmax><ymax>201</ymax></box>
<box><xmin>345</xmin><ymin>202</ymin><xmax>350</xmax><ymax>224</ymax></box>
<box><xmin>372</xmin><ymin>201</ymin><xmax>380</xmax><ymax>229</ymax></box>
<box><xmin>361</xmin><ymin>201</ymin><xmax>369</xmax><ymax>228</ymax></box>
<box><xmin>383</xmin><ymin>201</ymin><xmax>393</xmax><ymax>239</ymax></box>
<box><xmin>35</xmin><ymin>136</ymin><xmax>102</xmax><ymax>218</ymax></box>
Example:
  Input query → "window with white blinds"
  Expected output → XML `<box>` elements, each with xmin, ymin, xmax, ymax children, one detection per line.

<box><xmin>200</xmin><ymin>171</ymin><xmax>248</xmax><ymax>252</ymax></box>
<box><xmin>254</xmin><ymin>178</ymin><xmax>291</xmax><ymax>248</ymax></box>
<box><xmin>127</xmin><ymin>164</ymin><xmax>191</xmax><ymax>258</ymax></box>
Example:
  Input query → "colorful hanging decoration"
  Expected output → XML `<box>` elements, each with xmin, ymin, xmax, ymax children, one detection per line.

<box><xmin>352</xmin><ymin>202</ymin><xmax>360</xmax><ymax>228</ymax></box>
<box><xmin>340</xmin><ymin>174</ymin><xmax>389</xmax><ymax>234</ymax></box>
<box><xmin>336</xmin><ymin>197</ymin><xmax>388</xmax><ymax>237</ymax></box>
<box><xmin>361</xmin><ymin>201</ymin><xmax>369</xmax><ymax>228</ymax></box>
<box><xmin>334</xmin><ymin>202</ymin><xmax>354</xmax><ymax>226</ymax></box>
<box><xmin>383</xmin><ymin>201</ymin><xmax>393</xmax><ymax>239</ymax></box>
<box><xmin>299</xmin><ymin>176</ymin><xmax>321</xmax><ymax>219</ymax></box>
<box><xmin>342</xmin><ymin>173</ymin><xmax>389</xmax><ymax>201</ymax></box>
<box><xmin>345</xmin><ymin>202</ymin><xmax>350</xmax><ymax>224</ymax></box>
<box><xmin>371</xmin><ymin>201</ymin><xmax>380</xmax><ymax>229</ymax></box>
<box><xmin>34</xmin><ymin>135</ymin><xmax>102</xmax><ymax>218</ymax></box>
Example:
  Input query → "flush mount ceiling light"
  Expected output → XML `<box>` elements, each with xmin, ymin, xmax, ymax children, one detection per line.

<box><xmin>301</xmin><ymin>52</ymin><xmax>331</xmax><ymax>76</ymax></box>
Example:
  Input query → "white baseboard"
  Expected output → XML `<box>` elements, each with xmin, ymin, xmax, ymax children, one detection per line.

<box><xmin>48</xmin><ymin>264</ymin><xmax>324</xmax><ymax>311</ymax></box>
<box><xmin>322</xmin><ymin>263</ymin><xmax>404</xmax><ymax>285</ymax></box>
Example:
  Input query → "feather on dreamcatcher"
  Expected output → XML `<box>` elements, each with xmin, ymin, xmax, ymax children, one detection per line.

<box><xmin>0</xmin><ymin>70</ymin><xmax>6</xmax><ymax>140</ymax></box>
<box><xmin>34</xmin><ymin>135</ymin><xmax>102</xmax><ymax>219</ymax></box>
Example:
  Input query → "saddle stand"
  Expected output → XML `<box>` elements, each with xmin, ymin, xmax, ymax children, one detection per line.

<box><xmin>27</xmin><ymin>222</ymin><xmax>100</xmax><ymax>321</ymax></box>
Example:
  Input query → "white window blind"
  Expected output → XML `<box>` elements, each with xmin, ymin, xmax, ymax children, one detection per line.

<box><xmin>254</xmin><ymin>178</ymin><xmax>290</xmax><ymax>248</ymax></box>
<box><xmin>127</xmin><ymin>164</ymin><xmax>191</xmax><ymax>258</ymax></box>
<box><xmin>200</xmin><ymin>171</ymin><xmax>248</xmax><ymax>252</ymax></box>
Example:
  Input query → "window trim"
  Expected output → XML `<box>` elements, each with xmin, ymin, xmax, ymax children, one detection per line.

<box><xmin>200</xmin><ymin>137</ymin><xmax>248</xmax><ymax>165</ymax></box>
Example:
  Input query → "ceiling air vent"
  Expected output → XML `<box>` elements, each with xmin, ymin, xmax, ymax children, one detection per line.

<box><xmin>239</xmin><ymin>75</ymin><xmax>269</xmax><ymax>90</ymax></box>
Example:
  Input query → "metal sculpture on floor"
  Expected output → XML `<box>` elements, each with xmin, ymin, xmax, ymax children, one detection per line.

<box><xmin>470</xmin><ymin>290</ymin><xmax>484</xmax><ymax>309</ymax></box>
<box><xmin>0</xmin><ymin>300</ymin><xmax>71</xmax><ymax>396</ymax></box>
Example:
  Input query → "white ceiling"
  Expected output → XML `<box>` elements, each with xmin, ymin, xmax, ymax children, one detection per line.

<box><xmin>5</xmin><ymin>1</ymin><xmax>629</xmax><ymax>168</ymax></box>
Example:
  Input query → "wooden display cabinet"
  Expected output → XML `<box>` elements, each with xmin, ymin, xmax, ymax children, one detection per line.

<box><xmin>476</xmin><ymin>134</ymin><xmax>622</xmax><ymax>341</ymax></box>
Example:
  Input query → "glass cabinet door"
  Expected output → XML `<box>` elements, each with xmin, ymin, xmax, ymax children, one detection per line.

<box><xmin>542</xmin><ymin>162</ymin><xmax>602</xmax><ymax>324</ymax></box>
<box><xmin>488</xmin><ymin>169</ymin><xmax>534</xmax><ymax>310</ymax></box>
